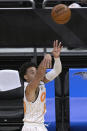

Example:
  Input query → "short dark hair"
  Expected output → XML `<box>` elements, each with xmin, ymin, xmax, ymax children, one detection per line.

<box><xmin>19</xmin><ymin>62</ymin><xmax>37</xmax><ymax>81</ymax></box>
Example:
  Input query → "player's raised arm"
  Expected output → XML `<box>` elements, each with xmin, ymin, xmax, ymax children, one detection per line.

<box><xmin>43</xmin><ymin>40</ymin><xmax>62</xmax><ymax>83</ymax></box>
<box><xmin>25</xmin><ymin>58</ymin><xmax>49</xmax><ymax>102</ymax></box>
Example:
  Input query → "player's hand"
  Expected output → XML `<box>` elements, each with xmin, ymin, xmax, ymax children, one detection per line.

<box><xmin>52</xmin><ymin>40</ymin><xmax>63</xmax><ymax>58</ymax></box>
<box><xmin>44</xmin><ymin>54</ymin><xmax>52</xmax><ymax>68</ymax></box>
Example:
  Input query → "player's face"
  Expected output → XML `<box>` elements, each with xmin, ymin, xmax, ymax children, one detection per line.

<box><xmin>24</xmin><ymin>67</ymin><xmax>37</xmax><ymax>82</ymax></box>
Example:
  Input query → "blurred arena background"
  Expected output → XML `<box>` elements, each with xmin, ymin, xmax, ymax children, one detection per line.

<box><xmin>0</xmin><ymin>0</ymin><xmax>87</xmax><ymax>131</ymax></box>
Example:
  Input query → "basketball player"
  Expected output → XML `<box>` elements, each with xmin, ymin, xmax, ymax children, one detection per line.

<box><xmin>20</xmin><ymin>40</ymin><xmax>62</xmax><ymax>131</ymax></box>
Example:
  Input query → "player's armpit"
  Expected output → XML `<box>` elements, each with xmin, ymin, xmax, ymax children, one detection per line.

<box><xmin>25</xmin><ymin>88</ymin><xmax>36</xmax><ymax>102</ymax></box>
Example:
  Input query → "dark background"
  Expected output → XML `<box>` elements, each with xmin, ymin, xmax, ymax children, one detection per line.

<box><xmin>0</xmin><ymin>9</ymin><xmax>87</xmax><ymax>49</ymax></box>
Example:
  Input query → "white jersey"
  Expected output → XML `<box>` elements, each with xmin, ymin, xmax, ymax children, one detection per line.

<box><xmin>23</xmin><ymin>81</ymin><xmax>46</xmax><ymax>124</ymax></box>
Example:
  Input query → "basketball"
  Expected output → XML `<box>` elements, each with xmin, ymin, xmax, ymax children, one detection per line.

<box><xmin>51</xmin><ymin>4</ymin><xmax>71</xmax><ymax>24</ymax></box>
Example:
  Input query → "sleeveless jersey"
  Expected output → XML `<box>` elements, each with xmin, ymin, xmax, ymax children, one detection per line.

<box><xmin>23</xmin><ymin>81</ymin><xmax>46</xmax><ymax>124</ymax></box>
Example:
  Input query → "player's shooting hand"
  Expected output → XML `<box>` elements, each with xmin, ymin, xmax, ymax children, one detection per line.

<box><xmin>37</xmin><ymin>58</ymin><xmax>48</xmax><ymax>79</ymax></box>
<box><xmin>37</xmin><ymin>55</ymin><xmax>52</xmax><ymax>80</ymax></box>
<box><xmin>44</xmin><ymin>54</ymin><xmax>52</xmax><ymax>68</ymax></box>
<box><xmin>52</xmin><ymin>40</ymin><xmax>63</xmax><ymax>58</ymax></box>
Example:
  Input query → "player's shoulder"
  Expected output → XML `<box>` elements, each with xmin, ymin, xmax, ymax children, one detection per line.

<box><xmin>24</xmin><ymin>82</ymin><xmax>29</xmax><ymax>91</ymax></box>
<box><xmin>24</xmin><ymin>81</ymin><xmax>45</xmax><ymax>88</ymax></box>
<box><xmin>24</xmin><ymin>81</ymin><xmax>45</xmax><ymax>91</ymax></box>
<box><xmin>24</xmin><ymin>82</ymin><xmax>28</xmax><ymax>87</ymax></box>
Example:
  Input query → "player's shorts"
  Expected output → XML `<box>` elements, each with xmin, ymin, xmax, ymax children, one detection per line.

<box><xmin>22</xmin><ymin>122</ymin><xmax>48</xmax><ymax>131</ymax></box>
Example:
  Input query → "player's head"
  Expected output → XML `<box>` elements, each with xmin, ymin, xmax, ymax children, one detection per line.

<box><xmin>19</xmin><ymin>62</ymin><xmax>37</xmax><ymax>82</ymax></box>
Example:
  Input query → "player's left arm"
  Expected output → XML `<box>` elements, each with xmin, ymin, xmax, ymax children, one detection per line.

<box><xmin>43</xmin><ymin>40</ymin><xmax>62</xmax><ymax>83</ymax></box>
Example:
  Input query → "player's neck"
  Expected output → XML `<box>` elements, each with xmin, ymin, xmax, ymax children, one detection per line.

<box><xmin>26</xmin><ymin>79</ymin><xmax>33</xmax><ymax>84</ymax></box>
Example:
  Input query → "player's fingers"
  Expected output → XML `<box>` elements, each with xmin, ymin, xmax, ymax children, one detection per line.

<box><xmin>58</xmin><ymin>42</ymin><xmax>61</xmax><ymax>48</ymax></box>
<box><xmin>58</xmin><ymin>42</ymin><xmax>63</xmax><ymax>49</ymax></box>
<box><xmin>47</xmin><ymin>59</ymin><xmax>51</xmax><ymax>68</ymax></box>
<box><xmin>47</xmin><ymin>58</ymin><xmax>52</xmax><ymax>68</ymax></box>
<box><xmin>44</xmin><ymin>58</ymin><xmax>48</xmax><ymax>69</ymax></box>
<box><xmin>56</xmin><ymin>40</ymin><xmax>58</xmax><ymax>47</ymax></box>
<box><xmin>54</xmin><ymin>40</ymin><xmax>57</xmax><ymax>49</ymax></box>
<box><xmin>53</xmin><ymin>40</ymin><xmax>55</xmax><ymax>48</ymax></box>
<box><xmin>53</xmin><ymin>40</ymin><xmax>57</xmax><ymax>51</ymax></box>
<box><xmin>55</xmin><ymin>40</ymin><xmax>57</xmax><ymax>47</ymax></box>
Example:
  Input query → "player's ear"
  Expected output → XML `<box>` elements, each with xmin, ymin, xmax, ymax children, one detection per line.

<box><xmin>24</xmin><ymin>75</ymin><xmax>28</xmax><ymax>81</ymax></box>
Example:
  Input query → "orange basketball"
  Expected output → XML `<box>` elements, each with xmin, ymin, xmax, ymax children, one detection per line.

<box><xmin>51</xmin><ymin>4</ymin><xmax>71</xmax><ymax>24</ymax></box>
